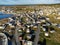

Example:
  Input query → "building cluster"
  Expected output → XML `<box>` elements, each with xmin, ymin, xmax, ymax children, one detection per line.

<box><xmin>0</xmin><ymin>6</ymin><xmax>60</xmax><ymax>16</ymax></box>
<box><xmin>0</xmin><ymin>5</ymin><xmax>60</xmax><ymax>45</ymax></box>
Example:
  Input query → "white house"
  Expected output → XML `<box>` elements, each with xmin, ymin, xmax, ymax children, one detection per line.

<box><xmin>50</xmin><ymin>30</ymin><xmax>55</xmax><ymax>33</ymax></box>
<box><xmin>36</xmin><ymin>21</ymin><xmax>41</xmax><ymax>24</ymax></box>
<box><xmin>26</xmin><ymin>41</ymin><xmax>33</xmax><ymax>45</ymax></box>
<box><xmin>42</xmin><ymin>28</ymin><xmax>46</xmax><ymax>31</ymax></box>
<box><xmin>7</xmin><ymin>23</ymin><xmax>15</xmax><ymax>28</ymax></box>
<box><xmin>39</xmin><ymin>10</ymin><xmax>44</xmax><ymax>16</ymax></box>
<box><xmin>27</xmin><ymin>35</ymin><xmax>31</xmax><ymax>39</ymax></box>
<box><xmin>45</xmin><ymin>32</ymin><xmax>49</xmax><ymax>36</ymax></box>
<box><xmin>52</xmin><ymin>23</ymin><xmax>57</xmax><ymax>26</ymax></box>
<box><xmin>26</xmin><ymin>29</ymin><xmax>30</xmax><ymax>33</ymax></box>
<box><xmin>40</xmin><ymin>20</ymin><xmax>45</xmax><ymax>22</ymax></box>
<box><xmin>46</xmin><ymin>17</ymin><xmax>50</xmax><ymax>21</ymax></box>
<box><xmin>0</xmin><ymin>26</ymin><xmax>5</xmax><ymax>30</ymax></box>
<box><xmin>56</xmin><ymin>17</ymin><xmax>60</xmax><ymax>19</ymax></box>
<box><xmin>30</xmin><ymin>24</ymin><xmax>33</xmax><ymax>27</ymax></box>
<box><xmin>57</xmin><ymin>24</ymin><xmax>60</xmax><ymax>28</ymax></box>
<box><xmin>8</xmin><ymin>18</ymin><xmax>13</xmax><ymax>21</ymax></box>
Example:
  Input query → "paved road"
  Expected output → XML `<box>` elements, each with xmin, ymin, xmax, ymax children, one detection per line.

<box><xmin>0</xmin><ymin>33</ymin><xmax>8</xmax><ymax>45</ymax></box>
<box><xmin>14</xmin><ymin>21</ymin><xmax>21</xmax><ymax>45</ymax></box>
<box><xmin>25</xmin><ymin>13</ymin><xmax>35</xmax><ymax>22</ymax></box>
<box><xmin>33</xmin><ymin>24</ymin><xmax>40</xmax><ymax>45</ymax></box>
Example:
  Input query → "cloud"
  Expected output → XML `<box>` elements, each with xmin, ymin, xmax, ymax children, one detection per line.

<box><xmin>0</xmin><ymin>0</ymin><xmax>60</xmax><ymax>5</ymax></box>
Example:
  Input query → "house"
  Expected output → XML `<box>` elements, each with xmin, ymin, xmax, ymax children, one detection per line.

<box><xmin>50</xmin><ymin>30</ymin><xmax>55</xmax><ymax>33</ymax></box>
<box><xmin>42</xmin><ymin>28</ymin><xmax>46</xmax><ymax>31</ymax></box>
<box><xmin>30</xmin><ymin>24</ymin><xmax>33</xmax><ymax>27</ymax></box>
<box><xmin>56</xmin><ymin>24</ymin><xmax>60</xmax><ymax>28</ymax></box>
<box><xmin>46</xmin><ymin>17</ymin><xmax>50</xmax><ymax>21</ymax></box>
<box><xmin>11</xmin><ymin>17</ymin><xmax>16</xmax><ymax>20</ymax></box>
<box><xmin>18</xmin><ymin>29</ymin><xmax>22</xmax><ymax>33</ymax></box>
<box><xmin>27</xmin><ymin>34</ymin><xmax>32</xmax><ymax>39</ymax></box>
<box><xmin>52</xmin><ymin>23</ymin><xmax>57</xmax><ymax>26</ymax></box>
<box><xmin>36</xmin><ymin>21</ymin><xmax>41</xmax><ymax>24</ymax></box>
<box><xmin>56</xmin><ymin>17</ymin><xmax>60</xmax><ymax>19</ymax></box>
<box><xmin>27</xmin><ymin>25</ymin><xmax>30</xmax><ymax>28</ymax></box>
<box><xmin>46</xmin><ymin>23</ymin><xmax>51</xmax><ymax>26</ymax></box>
<box><xmin>39</xmin><ymin>10</ymin><xmax>44</xmax><ymax>15</ymax></box>
<box><xmin>40</xmin><ymin>20</ymin><xmax>45</xmax><ymax>22</ymax></box>
<box><xmin>46</xmin><ymin>21</ymin><xmax>51</xmax><ymax>26</ymax></box>
<box><xmin>7</xmin><ymin>9</ymin><xmax>10</xmax><ymax>14</ymax></box>
<box><xmin>26</xmin><ymin>18</ymin><xmax>29</xmax><ymax>21</ymax></box>
<box><xmin>50</xmin><ymin>27</ymin><xmax>55</xmax><ymax>33</ymax></box>
<box><xmin>33</xmin><ymin>26</ymin><xmax>37</xmax><ymax>29</ymax></box>
<box><xmin>58</xmin><ymin>12</ymin><xmax>60</xmax><ymax>15</ymax></box>
<box><xmin>42</xmin><ymin>23</ymin><xmax>46</xmax><ymax>26</ymax></box>
<box><xmin>44</xmin><ymin>32</ymin><xmax>49</xmax><ymax>36</ymax></box>
<box><xmin>10</xmin><ymin>21</ymin><xmax>15</xmax><ymax>25</ymax></box>
<box><xmin>8</xmin><ymin>30</ymin><xmax>12</xmax><ymax>33</ymax></box>
<box><xmin>1</xmin><ymin>9</ymin><xmax>5</xmax><ymax>13</ymax></box>
<box><xmin>8</xmin><ymin>18</ymin><xmax>13</xmax><ymax>21</ymax></box>
<box><xmin>7</xmin><ymin>23</ymin><xmax>15</xmax><ymax>28</ymax></box>
<box><xmin>39</xmin><ymin>17</ymin><xmax>46</xmax><ymax>22</ymax></box>
<box><xmin>26</xmin><ymin>29</ymin><xmax>30</xmax><ymax>33</ymax></box>
<box><xmin>25</xmin><ymin>24</ymin><xmax>31</xmax><ymax>28</ymax></box>
<box><xmin>18</xmin><ymin>36</ymin><xmax>22</xmax><ymax>41</ymax></box>
<box><xmin>22</xmin><ymin>40</ymin><xmax>32</xmax><ymax>45</ymax></box>
<box><xmin>0</xmin><ymin>26</ymin><xmax>5</xmax><ymax>30</ymax></box>
<box><xmin>33</xmin><ymin>21</ymin><xmax>36</xmax><ymax>24</ymax></box>
<box><xmin>17</xmin><ymin>21</ymin><xmax>21</xmax><ymax>26</ymax></box>
<box><xmin>26</xmin><ymin>41</ymin><xmax>33</xmax><ymax>45</ymax></box>
<box><xmin>42</xmin><ymin>26</ymin><xmax>49</xmax><ymax>32</ymax></box>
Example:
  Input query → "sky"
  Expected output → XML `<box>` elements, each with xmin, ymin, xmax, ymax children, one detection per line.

<box><xmin>0</xmin><ymin>0</ymin><xmax>60</xmax><ymax>5</ymax></box>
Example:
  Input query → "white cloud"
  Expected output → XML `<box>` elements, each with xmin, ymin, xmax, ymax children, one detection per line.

<box><xmin>0</xmin><ymin>0</ymin><xmax>60</xmax><ymax>5</ymax></box>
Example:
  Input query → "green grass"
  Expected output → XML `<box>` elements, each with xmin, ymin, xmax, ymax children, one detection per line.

<box><xmin>39</xmin><ymin>33</ymin><xmax>60</xmax><ymax>45</ymax></box>
<box><xmin>39</xmin><ymin>25</ymin><xmax>60</xmax><ymax>45</ymax></box>
<box><xmin>46</xmin><ymin>39</ymin><xmax>60</xmax><ymax>45</ymax></box>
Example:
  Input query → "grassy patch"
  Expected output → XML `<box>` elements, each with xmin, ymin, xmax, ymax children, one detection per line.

<box><xmin>46</xmin><ymin>39</ymin><xmax>60</xmax><ymax>45</ymax></box>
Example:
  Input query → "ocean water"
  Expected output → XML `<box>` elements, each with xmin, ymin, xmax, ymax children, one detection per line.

<box><xmin>0</xmin><ymin>12</ymin><xmax>13</xmax><ymax>19</ymax></box>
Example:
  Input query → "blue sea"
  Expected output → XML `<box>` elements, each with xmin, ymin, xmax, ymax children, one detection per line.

<box><xmin>0</xmin><ymin>12</ymin><xmax>13</xmax><ymax>19</ymax></box>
